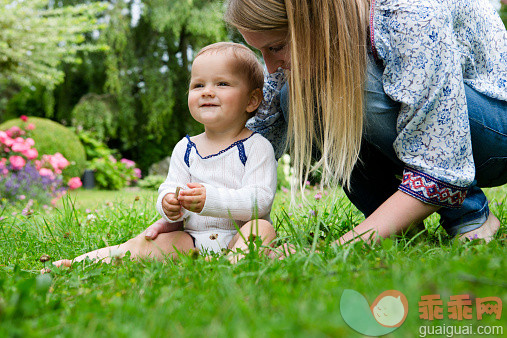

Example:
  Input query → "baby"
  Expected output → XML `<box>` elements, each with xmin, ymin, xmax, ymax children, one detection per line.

<box><xmin>53</xmin><ymin>42</ymin><xmax>277</xmax><ymax>267</ymax></box>
<box><xmin>156</xmin><ymin>42</ymin><xmax>278</xmax><ymax>254</ymax></box>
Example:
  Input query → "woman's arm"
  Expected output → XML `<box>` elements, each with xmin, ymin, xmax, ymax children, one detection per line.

<box><xmin>337</xmin><ymin>190</ymin><xmax>439</xmax><ymax>245</ymax></box>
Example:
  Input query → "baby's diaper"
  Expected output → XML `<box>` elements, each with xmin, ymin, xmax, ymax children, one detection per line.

<box><xmin>186</xmin><ymin>229</ymin><xmax>237</xmax><ymax>254</ymax></box>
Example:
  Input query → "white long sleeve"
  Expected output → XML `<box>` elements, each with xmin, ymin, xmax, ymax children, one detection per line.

<box><xmin>156</xmin><ymin>138</ymin><xmax>191</xmax><ymax>223</ymax></box>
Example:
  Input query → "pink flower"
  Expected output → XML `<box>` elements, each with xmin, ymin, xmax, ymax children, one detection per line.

<box><xmin>3</xmin><ymin>137</ymin><xmax>14</xmax><ymax>147</ymax></box>
<box><xmin>20</xmin><ymin>115</ymin><xmax>28</xmax><ymax>122</ymax></box>
<box><xmin>26</xmin><ymin>123</ymin><xmax>35</xmax><ymax>130</ymax></box>
<box><xmin>11</xmin><ymin>140</ymin><xmax>30</xmax><ymax>153</ymax></box>
<box><xmin>9</xmin><ymin>155</ymin><xmax>26</xmax><ymax>170</ymax></box>
<box><xmin>23</xmin><ymin>148</ymin><xmax>38</xmax><ymax>160</ymax></box>
<box><xmin>305</xmin><ymin>180</ymin><xmax>311</xmax><ymax>186</ymax></box>
<box><xmin>68</xmin><ymin>177</ymin><xmax>82</xmax><ymax>190</ymax></box>
<box><xmin>314</xmin><ymin>192</ymin><xmax>322</xmax><ymax>201</ymax></box>
<box><xmin>281</xmin><ymin>187</ymin><xmax>289</xmax><ymax>193</ymax></box>
<box><xmin>6</xmin><ymin>126</ymin><xmax>22</xmax><ymax>138</ymax></box>
<box><xmin>134</xmin><ymin>168</ymin><xmax>142</xmax><ymax>178</ymax></box>
<box><xmin>42</xmin><ymin>153</ymin><xmax>70</xmax><ymax>172</ymax></box>
<box><xmin>52</xmin><ymin>153</ymin><xmax>70</xmax><ymax>170</ymax></box>
<box><xmin>0</xmin><ymin>131</ymin><xmax>7</xmax><ymax>142</ymax></box>
<box><xmin>18</xmin><ymin>195</ymin><xmax>26</xmax><ymax>200</ymax></box>
<box><xmin>39</xmin><ymin>168</ymin><xmax>54</xmax><ymax>177</ymax></box>
<box><xmin>121</xmin><ymin>158</ymin><xmax>136</xmax><ymax>168</ymax></box>
<box><xmin>25</xmin><ymin>138</ymin><xmax>35</xmax><ymax>147</ymax></box>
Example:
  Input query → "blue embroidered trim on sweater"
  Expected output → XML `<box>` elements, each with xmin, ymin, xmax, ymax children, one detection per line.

<box><xmin>183</xmin><ymin>133</ymin><xmax>256</xmax><ymax>167</ymax></box>
<box><xmin>184</xmin><ymin>140</ymin><xmax>192</xmax><ymax>167</ymax></box>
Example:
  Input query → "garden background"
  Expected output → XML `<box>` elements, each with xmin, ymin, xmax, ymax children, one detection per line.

<box><xmin>1</xmin><ymin>0</ymin><xmax>506</xmax><ymax>336</ymax></box>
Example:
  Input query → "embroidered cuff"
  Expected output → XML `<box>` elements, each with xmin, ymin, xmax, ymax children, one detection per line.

<box><xmin>398</xmin><ymin>167</ymin><xmax>468</xmax><ymax>208</ymax></box>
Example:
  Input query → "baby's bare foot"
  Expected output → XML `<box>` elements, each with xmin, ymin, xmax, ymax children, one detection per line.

<box><xmin>458</xmin><ymin>212</ymin><xmax>500</xmax><ymax>243</ymax></box>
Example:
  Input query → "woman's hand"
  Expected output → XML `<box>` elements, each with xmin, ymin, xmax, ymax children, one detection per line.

<box><xmin>178</xmin><ymin>183</ymin><xmax>206</xmax><ymax>213</ymax></box>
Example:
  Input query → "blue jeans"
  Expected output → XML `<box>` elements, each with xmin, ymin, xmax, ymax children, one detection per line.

<box><xmin>280</xmin><ymin>54</ymin><xmax>507</xmax><ymax>236</ymax></box>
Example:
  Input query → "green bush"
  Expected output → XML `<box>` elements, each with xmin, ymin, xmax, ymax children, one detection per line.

<box><xmin>71</xmin><ymin>94</ymin><xmax>119</xmax><ymax>142</ymax></box>
<box><xmin>137</xmin><ymin>175</ymin><xmax>166</xmax><ymax>190</ymax></box>
<box><xmin>89</xmin><ymin>156</ymin><xmax>139</xmax><ymax>190</ymax></box>
<box><xmin>0</xmin><ymin>117</ymin><xmax>86</xmax><ymax>178</ymax></box>
<box><xmin>74</xmin><ymin>130</ymin><xmax>141</xmax><ymax>190</ymax></box>
<box><xmin>76</xmin><ymin>129</ymin><xmax>117</xmax><ymax>160</ymax></box>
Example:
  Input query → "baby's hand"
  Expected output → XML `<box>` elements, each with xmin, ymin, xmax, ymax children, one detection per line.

<box><xmin>178</xmin><ymin>183</ymin><xmax>206</xmax><ymax>213</ymax></box>
<box><xmin>162</xmin><ymin>192</ymin><xmax>183</xmax><ymax>220</ymax></box>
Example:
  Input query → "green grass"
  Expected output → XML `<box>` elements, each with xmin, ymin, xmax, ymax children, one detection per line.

<box><xmin>0</xmin><ymin>186</ymin><xmax>506</xmax><ymax>337</ymax></box>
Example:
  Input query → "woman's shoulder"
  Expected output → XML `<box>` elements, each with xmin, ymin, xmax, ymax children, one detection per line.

<box><xmin>373</xmin><ymin>0</ymin><xmax>451</xmax><ymax>31</ymax></box>
<box><xmin>375</xmin><ymin>0</ymin><xmax>444</xmax><ymax>12</ymax></box>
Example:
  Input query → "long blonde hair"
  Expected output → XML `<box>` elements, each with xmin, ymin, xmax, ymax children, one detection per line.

<box><xmin>225</xmin><ymin>0</ymin><xmax>369</xmax><ymax>190</ymax></box>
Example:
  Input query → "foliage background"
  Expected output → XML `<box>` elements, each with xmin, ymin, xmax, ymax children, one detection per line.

<box><xmin>0</xmin><ymin>0</ymin><xmax>506</xmax><ymax>174</ymax></box>
<box><xmin>0</xmin><ymin>0</ymin><xmax>231</xmax><ymax>173</ymax></box>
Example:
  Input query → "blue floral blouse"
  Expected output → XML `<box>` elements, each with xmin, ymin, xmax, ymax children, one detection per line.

<box><xmin>247</xmin><ymin>0</ymin><xmax>507</xmax><ymax>209</ymax></box>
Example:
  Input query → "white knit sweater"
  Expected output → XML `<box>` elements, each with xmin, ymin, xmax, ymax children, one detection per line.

<box><xmin>156</xmin><ymin>133</ymin><xmax>277</xmax><ymax>232</ymax></box>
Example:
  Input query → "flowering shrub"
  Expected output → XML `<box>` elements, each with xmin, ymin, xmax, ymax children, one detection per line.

<box><xmin>0</xmin><ymin>116</ymin><xmax>86</xmax><ymax>178</ymax></box>
<box><xmin>0</xmin><ymin>116</ymin><xmax>82</xmax><ymax>208</ymax></box>
<box><xmin>76</xmin><ymin>130</ymin><xmax>141</xmax><ymax>190</ymax></box>
<box><xmin>89</xmin><ymin>155</ymin><xmax>141</xmax><ymax>190</ymax></box>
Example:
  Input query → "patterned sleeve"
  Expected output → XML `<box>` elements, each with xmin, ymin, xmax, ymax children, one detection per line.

<box><xmin>372</xmin><ymin>1</ymin><xmax>473</xmax><ymax>208</ymax></box>
<box><xmin>246</xmin><ymin>69</ymin><xmax>288</xmax><ymax>159</ymax></box>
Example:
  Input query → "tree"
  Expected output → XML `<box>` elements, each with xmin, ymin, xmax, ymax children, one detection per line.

<box><xmin>0</xmin><ymin>0</ymin><xmax>107</xmax><ymax>90</ymax></box>
<box><xmin>3</xmin><ymin>0</ymin><xmax>235</xmax><ymax>172</ymax></box>
<box><xmin>82</xmin><ymin>0</ymin><xmax>230</xmax><ymax>170</ymax></box>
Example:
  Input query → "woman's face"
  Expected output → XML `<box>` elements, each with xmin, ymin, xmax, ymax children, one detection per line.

<box><xmin>240</xmin><ymin>29</ymin><xmax>290</xmax><ymax>74</ymax></box>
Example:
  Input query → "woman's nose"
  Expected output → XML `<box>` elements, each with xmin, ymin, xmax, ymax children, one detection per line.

<box><xmin>262</xmin><ymin>53</ymin><xmax>284</xmax><ymax>74</ymax></box>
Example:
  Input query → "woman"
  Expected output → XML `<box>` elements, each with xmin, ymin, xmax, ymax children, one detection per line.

<box><xmin>223</xmin><ymin>0</ymin><xmax>507</xmax><ymax>244</ymax></box>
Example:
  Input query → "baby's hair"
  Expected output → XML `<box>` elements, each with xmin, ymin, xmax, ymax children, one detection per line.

<box><xmin>195</xmin><ymin>42</ymin><xmax>264</xmax><ymax>93</ymax></box>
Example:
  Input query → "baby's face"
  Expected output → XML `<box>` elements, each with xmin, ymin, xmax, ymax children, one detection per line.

<box><xmin>188</xmin><ymin>52</ymin><xmax>257</xmax><ymax>133</ymax></box>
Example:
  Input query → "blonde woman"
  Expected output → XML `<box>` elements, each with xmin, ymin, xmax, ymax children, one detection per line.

<box><xmin>225</xmin><ymin>0</ymin><xmax>507</xmax><ymax>245</ymax></box>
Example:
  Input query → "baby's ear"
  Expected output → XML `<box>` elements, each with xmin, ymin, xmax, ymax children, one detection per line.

<box><xmin>246</xmin><ymin>88</ymin><xmax>263</xmax><ymax>113</ymax></box>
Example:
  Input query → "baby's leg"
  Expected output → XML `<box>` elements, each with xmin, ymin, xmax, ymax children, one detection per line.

<box><xmin>53</xmin><ymin>221</ymin><xmax>193</xmax><ymax>267</ymax></box>
<box><xmin>227</xmin><ymin>219</ymin><xmax>276</xmax><ymax>262</ymax></box>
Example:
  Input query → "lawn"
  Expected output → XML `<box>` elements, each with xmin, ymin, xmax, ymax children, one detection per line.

<box><xmin>0</xmin><ymin>185</ymin><xmax>506</xmax><ymax>337</ymax></box>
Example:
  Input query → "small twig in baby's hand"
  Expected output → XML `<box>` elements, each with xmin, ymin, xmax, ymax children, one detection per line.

<box><xmin>175</xmin><ymin>187</ymin><xmax>181</xmax><ymax>199</ymax></box>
